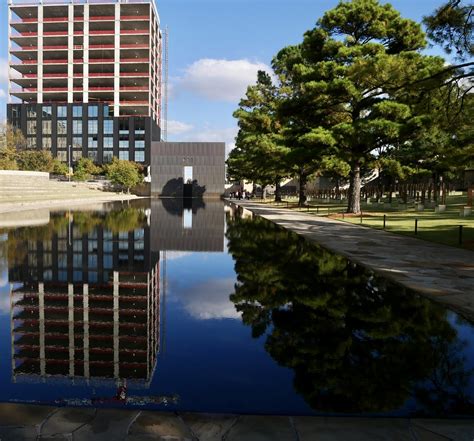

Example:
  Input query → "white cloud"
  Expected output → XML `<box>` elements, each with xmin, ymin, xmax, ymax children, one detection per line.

<box><xmin>164</xmin><ymin>251</ymin><xmax>192</xmax><ymax>261</ymax></box>
<box><xmin>167</xmin><ymin>120</ymin><xmax>194</xmax><ymax>135</ymax></box>
<box><xmin>177</xmin><ymin>277</ymin><xmax>241</xmax><ymax>320</ymax></box>
<box><xmin>177</xmin><ymin>58</ymin><xmax>271</xmax><ymax>102</ymax></box>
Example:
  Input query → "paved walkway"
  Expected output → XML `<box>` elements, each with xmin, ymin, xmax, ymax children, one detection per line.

<box><xmin>230</xmin><ymin>201</ymin><xmax>474</xmax><ymax>322</ymax></box>
<box><xmin>0</xmin><ymin>403</ymin><xmax>473</xmax><ymax>440</ymax></box>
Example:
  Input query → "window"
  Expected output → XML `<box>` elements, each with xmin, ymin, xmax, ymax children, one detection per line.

<box><xmin>12</xmin><ymin>107</ymin><xmax>19</xmax><ymax>119</ymax></box>
<box><xmin>27</xmin><ymin>137</ymin><xmax>36</xmax><ymax>148</ymax></box>
<box><xmin>88</xmin><ymin>137</ymin><xmax>98</xmax><ymax>149</ymax></box>
<box><xmin>73</xmin><ymin>105</ymin><xmax>82</xmax><ymax>118</ymax></box>
<box><xmin>27</xmin><ymin>120</ymin><xmax>36</xmax><ymax>135</ymax></box>
<box><xmin>57</xmin><ymin>105</ymin><xmax>67</xmax><ymax>118</ymax></box>
<box><xmin>119</xmin><ymin>140</ymin><xmax>129</xmax><ymax>148</ymax></box>
<box><xmin>57</xmin><ymin>120</ymin><xmax>67</xmax><ymax>135</ymax></box>
<box><xmin>135</xmin><ymin>140</ymin><xmax>145</xmax><ymax>149</ymax></box>
<box><xmin>119</xmin><ymin>151</ymin><xmax>129</xmax><ymax>160</ymax></box>
<box><xmin>88</xmin><ymin>120</ymin><xmax>98</xmax><ymax>134</ymax></box>
<box><xmin>72</xmin><ymin>150</ymin><xmax>82</xmax><ymax>162</ymax></box>
<box><xmin>104</xmin><ymin>120</ymin><xmax>113</xmax><ymax>134</ymax></box>
<box><xmin>103</xmin><ymin>136</ymin><xmax>113</xmax><ymax>148</ymax></box>
<box><xmin>57</xmin><ymin>150</ymin><xmax>67</xmax><ymax>162</ymax></box>
<box><xmin>42</xmin><ymin>106</ymin><xmax>52</xmax><ymax>118</ymax></box>
<box><xmin>88</xmin><ymin>151</ymin><xmax>98</xmax><ymax>161</ymax></box>
<box><xmin>73</xmin><ymin>120</ymin><xmax>82</xmax><ymax>134</ymax></box>
<box><xmin>88</xmin><ymin>105</ymin><xmax>98</xmax><ymax>118</ymax></box>
<box><xmin>135</xmin><ymin>151</ymin><xmax>144</xmax><ymax>162</ymax></box>
<box><xmin>57</xmin><ymin>137</ymin><xmax>67</xmax><ymax>148</ymax></box>
<box><xmin>27</xmin><ymin>106</ymin><xmax>36</xmax><ymax>118</ymax></box>
<box><xmin>103</xmin><ymin>104</ymin><xmax>112</xmax><ymax>117</ymax></box>
<box><xmin>103</xmin><ymin>151</ymin><xmax>113</xmax><ymax>163</ymax></box>
<box><xmin>135</xmin><ymin>118</ymin><xmax>145</xmax><ymax>135</ymax></box>
<box><xmin>119</xmin><ymin>119</ymin><xmax>129</xmax><ymax>135</ymax></box>
<box><xmin>42</xmin><ymin>137</ymin><xmax>52</xmax><ymax>149</ymax></box>
<box><xmin>73</xmin><ymin>136</ymin><xmax>82</xmax><ymax>149</ymax></box>
<box><xmin>42</xmin><ymin>120</ymin><xmax>52</xmax><ymax>135</ymax></box>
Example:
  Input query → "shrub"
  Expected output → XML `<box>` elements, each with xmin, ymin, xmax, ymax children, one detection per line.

<box><xmin>105</xmin><ymin>158</ymin><xmax>142</xmax><ymax>193</ymax></box>
<box><xmin>17</xmin><ymin>150</ymin><xmax>54</xmax><ymax>172</ymax></box>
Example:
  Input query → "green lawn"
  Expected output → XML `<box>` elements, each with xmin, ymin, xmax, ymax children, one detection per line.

<box><xmin>255</xmin><ymin>194</ymin><xmax>474</xmax><ymax>250</ymax></box>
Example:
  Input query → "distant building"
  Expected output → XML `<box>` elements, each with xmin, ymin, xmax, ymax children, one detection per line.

<box><xmin>151</xmin><ymin>142</ymin><xmax>226</xmax><ymax>199</ymax></box>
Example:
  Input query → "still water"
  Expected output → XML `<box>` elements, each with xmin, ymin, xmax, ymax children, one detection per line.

<box><xmin>0</xmin><ymin>199</ymin><xmax>473</xmax><ymax>417</ymax></box>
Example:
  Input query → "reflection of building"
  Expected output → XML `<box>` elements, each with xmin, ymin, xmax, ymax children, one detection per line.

<box><xmin>151</xmin><ymin>199</ymin><xmax>225</xmax><ymax>252</ymax></box>
<box><xmin>9</xmin><ymin>216</ymin><xmax>159</xmax><ymax>387</ymax></box>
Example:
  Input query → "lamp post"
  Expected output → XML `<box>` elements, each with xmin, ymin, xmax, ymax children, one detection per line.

<box><xmin>68</xmin><ymin>144</ymin><xmax>72</xmax><ymax>182</ymax></box>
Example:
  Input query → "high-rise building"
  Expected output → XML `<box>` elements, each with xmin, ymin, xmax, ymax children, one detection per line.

<box><xmin>7</xmin><ymin>0</ymin><xmax>162</xmax><ymax>166</ymax></box>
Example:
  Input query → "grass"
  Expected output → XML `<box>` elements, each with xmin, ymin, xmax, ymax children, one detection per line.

<box><xmin>251</xmin><ymin>194</ymin><xmax>474</xmax><ymax>250</ymax></box>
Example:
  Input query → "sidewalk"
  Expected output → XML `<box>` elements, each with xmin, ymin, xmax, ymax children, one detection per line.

<box><xmin>0</xmin><ymin>403</ymin><xmax>473</xmax><ymax>440</ymax></box>
<box><xmin>230</xmin><ymin>200</ymin><xmax>474</xmax><ymax>322</ymax></box>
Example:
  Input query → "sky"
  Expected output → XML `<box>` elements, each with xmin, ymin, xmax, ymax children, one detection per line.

<box><xmin>0</xmin><ymin>0</ymin><xmax>449</xmax><ymax>153</ymax></box>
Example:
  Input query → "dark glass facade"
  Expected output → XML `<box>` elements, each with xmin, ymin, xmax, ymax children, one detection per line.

<box><xmin>7</xmin><ymin>102</ymin><xmax>161</xmax><ymax>166</ymax></box>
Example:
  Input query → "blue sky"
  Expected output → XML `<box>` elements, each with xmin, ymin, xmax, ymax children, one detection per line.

<box><xmin>0</xmin><ymin>0</ymin><xmax>448</xmax><ymax>152</ymax></box>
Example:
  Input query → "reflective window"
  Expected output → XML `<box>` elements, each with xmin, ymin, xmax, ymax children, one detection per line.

<box><xmin>42</xmin><ymin>137</ymin><xmax>52</xmax><ymax>149</ymax></box>
<box><xmin>27</xmin><ymin>137</ymin><xmax>36</xmax><ymax>148</ymax></box>
<box><xmin>73</xmin><ymin>105</ymin><xmax>82</xmax><ymax>118</ymax></box>
<box><xmin>42</xmin><ymin>106</ymin><xmax>52</xmax><ymax>118</ymax></box>
<box><xmin>119</xmin><ymin>151</ymin><xmax>129</xmax><ymax>160</ymax></box>
<box><xmin>88</xmin><ymin>120</ymin><xmax>98</xmax><ymax>134</ymax></box>
<box><xmin>119</xmin><ymin>140</ymin><xmax>129</xmax><ymax>148</ymax></box>
<box><xmin>88</xmin><ymin>137</ymin><xmax>98</xmax><ymax>149</ymax></box>
<box><xmin>42</xmin><ymin>120</ymin><xmax>52</xmax><ymax>135</ymax></box>
<box><xmin>88</xmin><ymin>151</ymin><xmax>98</xmax><ymax>161</ymax></box>
<box><xmin>27</xmin><ymin>106</ymin><xmax>36</xmax><ymax>118</ymax></box>
<box><xmin>57</xmin><ymin>137</ymin><xmax>67</xmax><ymax>148</ymax></box>
<box><xmin>57</xmin><ymin>150</ymin><xmax>67</xmax><ymax>162</ymax></box>
<box><xmin>73</xmin><ymin>120</ymin><xmax>82</xmax><ymax>134</ymax></box>
<box><xmin>57</xmin><ymin>105</ymin><xmax>67</xmax><ymax>118</ymax></box>
<box><xmin>88</xmin><ymin>105</ymin><xmax>98</xmax><ymax>118</ymax></box>
<box><xmin>72</xmin><ymin>150</ymin><xmax>82</xmax><ymax>162</ymax></box>
<box><xmin>135</xmin><ymin>151</ymin><xmax>144</xmax><ymax>162</ymax></box>
<box><xmin>104</xmin><ymin>120</ymin><xmax>113</xmax><ymax>134</ymax></box>
<box><xmin>57</xmin><ymin>120</ymin><xmax>67</xmax><ymax>135</ymax></box>
<box><xmin>103</xmin><ymin>136</ymin><xmax>113</xmax><ymax>148</ymax></box>
<box><xmin>135</xmin><ymin>140</ymin><xmax>145</xmax><ymax>149</ymax></box>
<box><xmin>27</xmin><ymin>120</ymin><xmax>36</xmax><ymax>135</ymax></box>
<box><xmin>73</xmin><ymin>136</ymin><xmax>82</xmax><ymax>149</ymax></box>
<box><xmin>103</xmin><ymin>151</ymin><xmax>113</xmax><ymax>163</ymax></box>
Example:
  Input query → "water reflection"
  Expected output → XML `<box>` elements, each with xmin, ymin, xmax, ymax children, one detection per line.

<box><xmin>151</xmin><ymin>199</ymin><xmax>224</xmax><ymax>252</ymax></box>
<box><xmin>0</xmin><ymin>201</ymin><xmax>473</xmax><ymax>416</ymax></box>
<box><xmin>7</xmin><ymin>206</ymin><xmax>160</xmax><ymax>390</ymax></box>
<box><xmin>226</xmin><ymin>207</ymin><xmax>474</xmax><ymax>416</ymax></box>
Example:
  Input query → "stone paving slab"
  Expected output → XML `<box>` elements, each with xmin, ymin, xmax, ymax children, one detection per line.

<box><xmin>231</xmin><ymin>201</ymin><xmax>474</xmax><ymax>321</ymax></box>
<box><xmin>0</xmin><ymin>403</ymin><xmax>473</xmax><ymax>440</ymax></box>
<box><xmin>224</xmin><ymin>416</ymin><xmax>295</xmax><ymax>441</ymax></box>
<box><xmin>128</xmin><ymin>411</ymin><xmax>195</xmax><ymax>440</ymax></box>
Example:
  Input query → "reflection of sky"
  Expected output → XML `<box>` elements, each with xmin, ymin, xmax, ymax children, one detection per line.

<box><xmin>166</xmin><ymin>251</ymin><xmax>240</xmax><ymax>320</ymax></box>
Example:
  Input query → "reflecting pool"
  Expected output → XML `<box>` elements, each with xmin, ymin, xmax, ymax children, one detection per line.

<box><xmin>0</xmin><ymin>200</ymin><xmax>473</xmax><ymax>416</ymax></box>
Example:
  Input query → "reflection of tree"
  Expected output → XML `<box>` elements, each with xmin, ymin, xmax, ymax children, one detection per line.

<box><xmin>2</xmin><ymin>207</ymin><xmax>147</xmax><ymax>265</ymax></box>
<box><xmin>226</xmin><ymin>214</ymin><xmax>473</xmax><ymax>415</ymax></box>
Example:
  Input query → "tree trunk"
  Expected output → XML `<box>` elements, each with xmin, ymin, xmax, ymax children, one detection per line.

<box><xmin>298</xmin><ymin>171</ymin><xmax>307</xmax><ymax>207</ymax></box>
<box><xmin>347</xmin><ymin>162</ymin><xmax>361</xmax><ymax>213</ymax></box>
<box><xmin>274</xmin><ymin>179</ymin><xmax>282</xmax><ymax>202</ymax></box>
